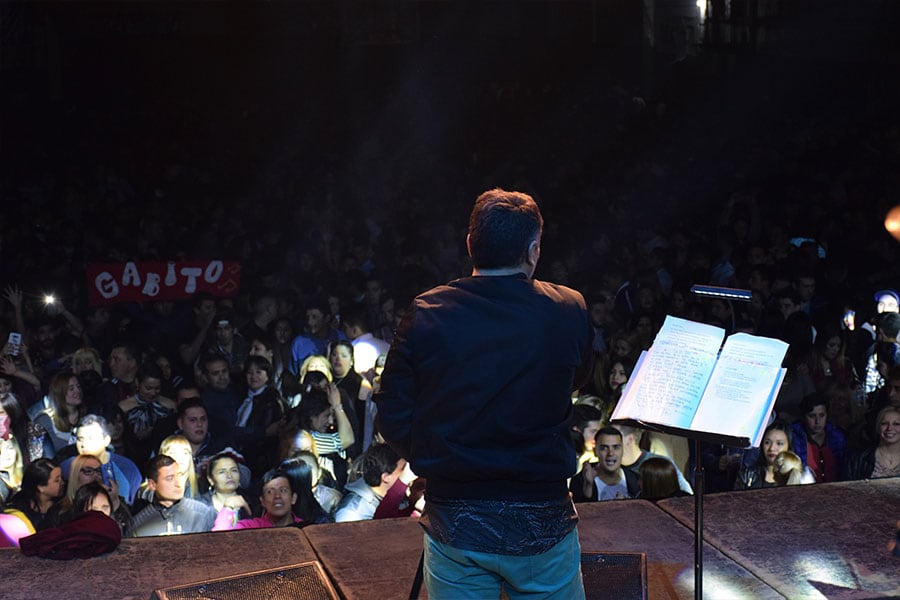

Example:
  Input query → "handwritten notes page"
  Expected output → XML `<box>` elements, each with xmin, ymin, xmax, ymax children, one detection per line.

<box><xmin>690</xmin><ymin>333</ymin><xmax>788</xmax><ymax>446</ymax></box>
<box><xmin>612</xmin><ymin>316</ymin><xmax>788</xmax><ymax>447</ymax></box>
<box><xmin>613</xmin><ymin>317</ymin><xmax>723</xmax><ymax>428</ymax></box>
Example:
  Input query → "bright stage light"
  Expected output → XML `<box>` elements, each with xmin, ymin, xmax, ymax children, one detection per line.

<box><xmin>885</xmin><ymin>205</ymin><xmax>900</xmax><ymax>241</ymax></box>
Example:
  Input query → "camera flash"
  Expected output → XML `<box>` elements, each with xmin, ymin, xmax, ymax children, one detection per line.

<box><xmin>44</xmin><ymin>294</ymin><xmax>56</xmax><ymax>305</ymax></box>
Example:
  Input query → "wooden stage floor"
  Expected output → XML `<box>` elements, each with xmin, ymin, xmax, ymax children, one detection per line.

<box><xmin>0</xmin><ymin>479</ymin><xmax>898</xmax><ymax>599</ymax></box>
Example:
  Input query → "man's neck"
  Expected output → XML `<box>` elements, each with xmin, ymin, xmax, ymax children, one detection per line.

<box><xmin>621</xmin><ymin>446</ymin><xmax>642</xmax><ymax>467</ymax></box>
<box><xmin>471</xmin><ymin>266</ymin><xmax>528</xmax><ymax>277</ymax></box>
<box><xmin>269</xmin><ymin>512</ymin><xmax>294</xmax><ymax>527</ymax></box>
<box><xmin>809</xmin><ymin>429</ymin><xmax>826</xmax><ymax>445</ymax></box>
<box><xmin>596</xmin><ymin>468</ymin><xmax>623</xmax><ymax>486</ymax></box>
<box><xmin>373</xmin><ymin>483</ymin><xmax>390</xmax><ymax>500</ymax></box>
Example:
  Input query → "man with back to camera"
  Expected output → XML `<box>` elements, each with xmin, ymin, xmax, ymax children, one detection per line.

<box><xmin>375</xmin><ymin>189</ymin><xmax>593</xmax><ymax>599</ymax></box>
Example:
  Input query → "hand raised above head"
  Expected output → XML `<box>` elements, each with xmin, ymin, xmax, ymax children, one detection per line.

<box><xmin>3</xmin><ymin>285</ymin><xmax>23</xmax><ymax>309</ymax></box>
<box><xmin>327</xmin><ymin>383</ymin><xmax>342</xmax><ymax>408</ymax></box>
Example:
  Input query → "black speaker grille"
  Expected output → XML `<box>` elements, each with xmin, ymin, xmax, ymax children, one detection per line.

<box><xmin>581</xmin><ymin>552</ymin><xmax>647</xmax><ymax>600</ymax></box>
<box><xmin>153</xmin><ymin>561</ymin><xmax>339</xmax><ymax>600</ymax></box>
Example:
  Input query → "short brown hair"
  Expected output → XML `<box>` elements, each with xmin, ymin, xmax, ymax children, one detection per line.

<box><xmin>468</xmin><ymin>188</ymin><xmax>543</xmax><ymax>269</ymax></box>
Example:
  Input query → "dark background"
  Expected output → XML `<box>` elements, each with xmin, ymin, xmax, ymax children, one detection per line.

<box><xmin>2</xmin><ymin>1</ymin><xmax>900</xmax><ymax>305</ymax></box>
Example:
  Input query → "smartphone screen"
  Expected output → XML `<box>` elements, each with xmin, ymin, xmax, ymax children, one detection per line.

<box><xmin>7</xmin><ymin>332</ymin><xmax>21</xmax><ymax>356</ymax></box>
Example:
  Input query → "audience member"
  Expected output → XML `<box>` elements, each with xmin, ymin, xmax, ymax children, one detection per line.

<box><xmin>735</xmin><ymin>420</ymin><xmax>815</xmax><ymax>489</ymax></box>
<box><xmin>119</xmin><ymin>362</ymin><xmax>177</xmax><ymax>465</ymax></box>
<box><xmin>847</xmin><ymin>406</ymin><xmax>900</xmax><ymax>480</ymax></box>
<box><xmin>614</xmin><ymin>424</ymin><xmax>693</xmax><ymax>494</ymax></box>
<box><xmin>94</xmin><ymin>343</ymin><xmax>140</xmax><ymax>413</ymax></box>
<box><xmin>290</xmin><ymin>299</ymin><xmax>345</xmax><ymax>374</ymax></box>
<box><xmin>334</xmin><ymin>443</ymin><xmax>405</xmax><ymax>522</ymax></box>
<box><xmin>214</xmin><ymin>468</ymin><xmax>302</xmax><ymax>530</ymax></box>
<box><xmin>790</xmin><ymin>393</ymin><xmax>848</xmax><ymax>483</ymax></box>
<box><xmin>32</xmin><ymin>370</ymin><xmax>84</xmax><ymax>457</ymax></box>
<box><xmin>62</xmin><ymin>414</ymin><xmax>142</xmax><ymax>506</ymax></box>
<box><xmin>233</xmin><ymin>355</ymin><xmax>284</xmax><ymax>476</ymax></box>
<box><xmin>340</xmin><ymin>306</ymin><xmax>390</xmax><ymax>382</ymax></box>
<box><xmin>198</xmin><ymin>352</ymin><xmax>240</xmax><ymax>439</ymax></box>
<box><xmin>570</xmin><ymin>404</ymin><xmax>604</xmax><ymax>473</ymax></box>
<box><xmin>198</xmin><ymin>452</ymin><xmax>252</xmax><ymax>522</ymax></box>
<box><xmin>0</xmin><ymin>436</ymin><xmax>24</xmax><ymax>502</ymax></box>
<box><xmin>298</xmin><ymin>386</ymin><xmax>355</xmax><ymax>489</ymax></box>
<box><xmin>7</xmin><ymin>458</ymin><xmax>63</xmax><ymax>531</ymax></box>
<box><xmin>130</xmin><ymin>455</ymin><xmax>217</xmax><ymax>537</ymax></box>
<box><xmin>571</xmin><ymin>427</ymin><xmax>639</xmax><ymax>502</ymax></box>
<box><xmin>639</xmin><ymin>456</ymin><xmax>687</xmax><ymax>501</ymax></box>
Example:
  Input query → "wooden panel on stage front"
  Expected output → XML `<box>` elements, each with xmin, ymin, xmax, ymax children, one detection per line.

<box><xmin>0</xmin><ymin>527</ymin><xmax>318</xmax><ymax>600</ymax></box>
<box><xmin>657</xmin><ymin>480</ymin><xmax>900</xmax><ymax>599</ymax></box>
<box><xmin>576</xmin><ymin>499</ymin><xmax>782</xmax><ymax>600</ymax></box>
<box><xmin>303</xmin><ymin>517</ymin><xmax>427</xmax><ymax>600</ymax></box>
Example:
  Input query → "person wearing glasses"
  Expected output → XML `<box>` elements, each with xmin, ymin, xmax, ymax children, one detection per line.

<box><xmin>44</xmin><ymin>453</ymin><xmax>131</xmax><ymax>533</ymax></box>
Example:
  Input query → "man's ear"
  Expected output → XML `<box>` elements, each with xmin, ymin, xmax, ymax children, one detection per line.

<box><xmin>466</xmin><ymin>233</ymin><xmax>473</xmax><ymax>258</ymax></box>
<box><xmin>526</xmin><ymin>239</ymin><xmax>540</xmax><ymax>269</ymax></box>
<box><xmin>147</xmin><ymin>478</ymin><xmax>158</xmax><ymax>493</ymax></box>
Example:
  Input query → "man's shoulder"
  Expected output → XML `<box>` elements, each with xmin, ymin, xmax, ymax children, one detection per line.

<box><xmin>334</xmin><ymin>483</ymin><xmax>376</xmax><ymax>521</ymax></box>
<box><xmin>180</xmin><ymin>497</ymin><xmax>217</xmax><ymax>515</ymax></box>
<box><xmin>109</xmin><ymin>453</ymin><xmax>141</xmax><ymax>475</ymax></box>
<box><xmin>339</xmin><ymin>479</ymin><xmax>374</xmax><ymax>504</ymax></box>
<box><xmin>131</xmin><ymin>501</ymin><xmax>161</xmax><ymax>524</ymax></box>
<box><xmin>417</xmin><ymin>276</ymin><xmax>584</xmax><ymax>303</ymax></box>
<box><xmin>531</xmin><ymin>279</ymin><xmax>587</xmax><ymax>306</ymax></box>
<box><xmin>290</xmin><ymin>335</ymin><xmax>316</xmax><ymax>350</ymax></box>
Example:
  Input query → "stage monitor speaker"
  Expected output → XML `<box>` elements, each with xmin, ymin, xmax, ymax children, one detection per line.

<box><xmin>581</xmin><ymin>552</ymin><xmax>648</xmax><ymax>600</ymax></box>
<box><xmin>152</xmin><ymin>561</ymin><xmax>339</xmax><ymax>600</ymax></box>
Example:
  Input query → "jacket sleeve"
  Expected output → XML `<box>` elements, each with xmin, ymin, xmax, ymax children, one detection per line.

<box><xmin>373</xmin><ymin>306</ymin><xmax>418</xmax><ymax>460</ymax></box>
<box><xmin>625</xmin><ymin>469</ymin><xmax>641</xmax><ymax>499</ymax></box>
<box><xmin>569</xmin><ymin>471</ymin><xmax>597</xmax><ymax>503</ymax></box>
<box><xmin>212</xmin><ymin>507</ymin><xmax>238</xmax><ymax>531</ymax></box>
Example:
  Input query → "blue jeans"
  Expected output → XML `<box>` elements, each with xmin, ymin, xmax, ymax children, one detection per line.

<box><xmin>423</xmin><ymin>528</ymin><xmax>585</xmax><ymax>600</ymax></box>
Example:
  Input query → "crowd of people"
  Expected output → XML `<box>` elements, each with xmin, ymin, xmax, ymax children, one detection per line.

<box><xmin>1</xmin><ymin>180</ymin><xmax>899</xmax><ymax>544</ymax></box>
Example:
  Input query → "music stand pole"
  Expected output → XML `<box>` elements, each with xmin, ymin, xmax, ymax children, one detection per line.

<box><xmin>687</xmin><ymin>284</ymin><xmax>752</xmax><ymax>600</ymax></box>
<box><xmin>693</xmin><ymin>437</ymin><xmax>704</xmax><ymax>600</ymax></box>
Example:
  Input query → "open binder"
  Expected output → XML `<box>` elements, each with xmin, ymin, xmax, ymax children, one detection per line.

<box><xmin>610</xmin><ymin>316</ymin><xmax>788</xmax><ymax>448</ymax></box>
